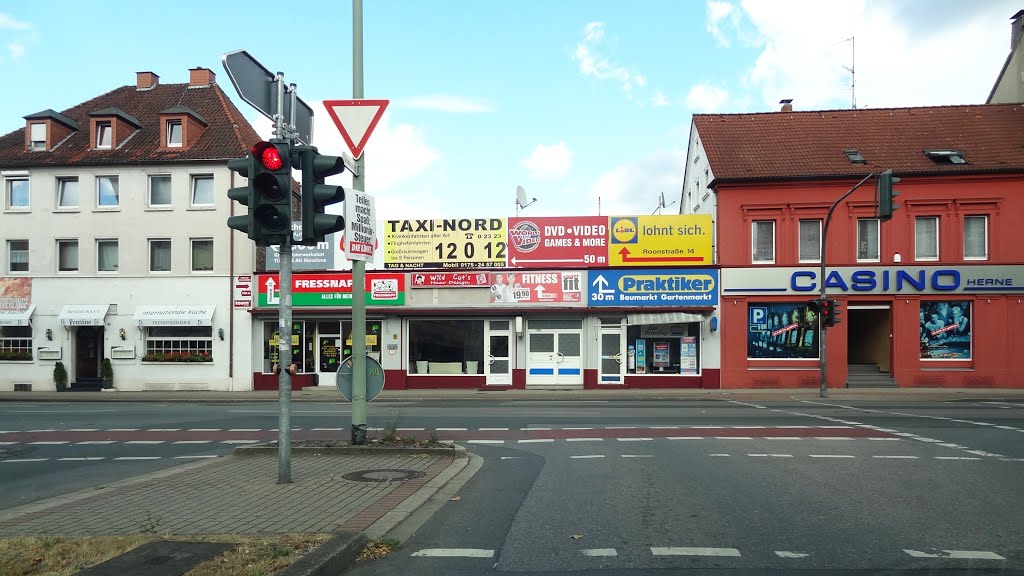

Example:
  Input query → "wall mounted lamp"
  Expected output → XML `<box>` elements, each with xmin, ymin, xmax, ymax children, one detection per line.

<box><xmin>218</xmin><ymin>328</ymin><xmax>225</xmax><ymax>341</ymax></box>
<box><xmin>46</xmin><ymin>328</ymin><xmax>53</xmax><ymax>341</ymax></box>
<box><xmin>118</xmin><ymin>328</ymin><xmax>126</xmax><ymax>341</ymax></box>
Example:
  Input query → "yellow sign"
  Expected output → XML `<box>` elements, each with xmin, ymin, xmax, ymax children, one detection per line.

<box><xmin>346</xmin><ymin>334</ymin><xmax>379</xmax><ymax>346</ymax></box>
<box><xmin>607</xmin><ymin>214</ymin><xmax>713</xmax><ymax>267</ymax></box>
<box><xmin>384</xmin><ymin>218</ymin><xmax>507</xmax><ymax>269</ymax></box>
<box><xmin>267</xmin><ymin>335</ymin><xmax>300</xmax><ymax>347</ymax></box>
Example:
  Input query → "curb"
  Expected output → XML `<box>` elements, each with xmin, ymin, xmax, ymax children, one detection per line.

<box><xmin>231</xmin><ymin>444</ymin><xmax>468</xmax><ymax>458</ymax></box>
<box><xmin>278</xmin><ymin>531</ymin><xmax>367</xmax><ymax>576</ymax></box>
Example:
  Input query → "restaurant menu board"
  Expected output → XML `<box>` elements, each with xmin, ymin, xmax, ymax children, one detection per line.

<box><xmin>384</xmin><ymin>218</ymin><xmax>507</xmax><ymax>269</ymax></box>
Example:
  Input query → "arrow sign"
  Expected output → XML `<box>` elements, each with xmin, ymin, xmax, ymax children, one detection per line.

<box><xmin>265</xmin><ymin>277</ymin><xmax>279</xmax><ymax>305</ymax></box>
<box><xmin>617</xmin><ymin>247</ymin><xmax>705</xmax><ymax>264</ymax></box>
<box><xmin>324</xmin><ymin>99</ymin><xmax>389</xmax><ymax>159</ymax></box>
<box><xmin>511</xmin><ymin>257</ymin><xmax>586</xmax><ymax>266</ymax></box>
<box><xmin>592</xmin><ymin>275</ymin><xmax>613</xmax><ymax>294</ymax></box>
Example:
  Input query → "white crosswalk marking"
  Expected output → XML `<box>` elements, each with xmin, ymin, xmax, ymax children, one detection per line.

<box><xmin>581</xmin><ymin>548</ymin><xmax>617</xmax><ymax>556</ymax></box>
<box><xmin>411</xmin><ymin>549</ymin><xmax>494</xmax><ymax>558</ymax></box>
<box><xmin>651</xmin><ymin>547</ymin><xmax>741</xmax><ymax>557</ymax></box>
<box><xmin>903</xmin><ymin>550</ymin><xmax>1005</xmax><ymax>560</ymax></box>
<box><xmin>775</xmin><ymin>551</ymin><xmax>810</xmax><ymax>558</ymax></box>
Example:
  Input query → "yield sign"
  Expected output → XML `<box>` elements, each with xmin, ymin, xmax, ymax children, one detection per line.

<box><xmin>324</xmin><ymin>99</ymin><xmax>389</xmax><ymax>159</ymax></box>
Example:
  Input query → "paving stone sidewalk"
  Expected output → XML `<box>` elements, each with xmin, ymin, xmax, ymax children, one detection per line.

<box><xmin>0</xmin><ymin>454</ymin><xmax>455</xmax><ymax>536</ymax></box>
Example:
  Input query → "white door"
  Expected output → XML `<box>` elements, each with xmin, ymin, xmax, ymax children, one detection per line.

<box><xmin>485</xmin><ymin>320</ymin><xmax>512</xmax><ymax>385</ymax></box>
<box><xmin>528</xmin><ymin>331</ymin><xmax>583</xmax><ymax>388</ymax></box>
<box><xmin>527</xmin><ymin>332</ymin><xmax>557</xmax><ymax>385</ymax></box>
<box><xmin>598</xmin><ymin>327</ymin><xmax>625</xmax><ymax>384</ymax></box>
<box><xmin>554</xmin><ymin>332</ymin><xmax>583</xmax><ymax>386</ymax></box>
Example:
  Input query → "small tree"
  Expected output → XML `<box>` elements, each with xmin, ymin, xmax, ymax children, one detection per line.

<box><xmin>100</xmin><ymin>358</ymin><xmax>114</xmax><ymax>389</ymax></box>
<box><xmin>53</xmin><ymin>361</ymin><xmax>68</xmax><ymax>392</ymax></box>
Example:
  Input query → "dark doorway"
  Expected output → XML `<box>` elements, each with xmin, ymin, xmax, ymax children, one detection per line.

<box><xmin>75</xmin><ymin>326</ymin><xmax>103</xmax><ymax>380</ymax></box>
<box><xmin>846</xmin><ymin>306</ymin><xmax>895</xmax><ymax>387</ymax></box>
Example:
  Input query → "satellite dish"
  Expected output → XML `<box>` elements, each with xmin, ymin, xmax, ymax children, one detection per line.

<box><xmin>516</xmin><ymin>185</ymin><xmax>528</xmax><ymax>207</ymax></box>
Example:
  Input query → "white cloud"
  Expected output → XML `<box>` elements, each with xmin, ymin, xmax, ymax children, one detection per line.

<box><xmin>686</xmin><ymin>82</ymin><xmax>730</xmax><ymax>112</ymax></box>
<box><xmin>392</xmin><ymin>94</ymin><xmax>493</xmax><ymax>113</ymax></box>
<box><xmin>0</xmin><ymin>13</ymin><xmax>30</xmax><ymax>30</ymax></box>
<box><xmin>523</xmin><ymin>142</ymin><xmax>573</xmax><ymax>180</ymax></box>
<box><xmin>572</xmin><ymin>21</ymin><xmax>648</xmax><ymax>99</ymax></box>
<box><xmin>7</xmin><ymin>41</ymin><xmax>24</xmax><ymax>60</ymax></box>
<box><xmin>706</xmin><ymin>1</ymin><xmax>736</xmax><ymax>47</ymax></box>
<box><xmin>651</xmin><ymin>90</ymin><xmax>671</xmax><ymax>108</ymax></box>
<box><xmin>591</xmin><ymin>148</ymin><xmax>686</xmax><ymax>216</ymax></box>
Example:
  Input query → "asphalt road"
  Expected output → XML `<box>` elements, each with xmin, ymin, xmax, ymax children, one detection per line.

<box><xmin>2</xmin><ymin>397</ymin><xmax>1023</xmax><ymax>574</ymax></box>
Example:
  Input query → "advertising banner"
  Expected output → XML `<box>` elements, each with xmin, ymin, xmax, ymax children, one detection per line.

<box><xmin>233</xmin><ymin>275</ymin><xmax>252</xmax><ymax>309</ymax></box>
<box><xmin>0</xmin><ymin>277</ymin><xmax>31</xmax><ymax>311</ymax></box>
<box><xmin>489</xmin><ymin>271</ymin><xmax>583</xmax><ymax>304</ymax></box>
<box><xmin>384</xmin><ymin>218</ymin><xmax>507</xmax><ymax>269</ymax></box>
<box><xmin>920</xmin><ymin>300</ymin><xmax>971</xmax><ymax>360</ymax></box>
<box><xmin>343</xmin><ymin>190</ymin><xmax>376</xmax><ymax>261</ymax></box>
<box><xmin>256</xmin><ymin>273</ymin><xmax>406</xmax><ymax>307</ymax></box>
<box><xmin>723</xmin><ymin>265</ymin><xmax>1024</xmax><ymax>295</ymax></box>
<box><xmin>747</xmin><ymin>302</ymin><xmax>819</xmax><ymax>359</ymax></box>
<box><xmin>588</xmin><ymin>269</ymin><xmax>718</xmax><ymax>307</ymax></box>
<box><xmin>506</xmin><ymin>216</ymin><xmax>609</xmax><ymax>268</ymax></box>
<box><xmin>411</xmin><ymin>271</ymin><xmax>491</xmax><ymax>288</ymax></box>
<box><xmin>267</xmin><ymin>223</ymin><xmax>335</xmax><ymax>271</ymax></box>
<box><xmin>607</xmin><ymin>215</ymin><xmax>713</xmax><ymax>267</ymax></box>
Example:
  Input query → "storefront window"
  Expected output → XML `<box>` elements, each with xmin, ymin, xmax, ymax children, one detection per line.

<box><xmin>747</xmin><ymin>302</ymin><xmax>819</xmax><ymax>359</ymax></box>
<box><xmin>263</xmin><ymin>321</ymin><xmax>306</xmax><ymax>373</ymax></box>
<box><xmin>409</xmin><ymin>319</ymin><xmax>484</xmax><ymax>375</ymax></box>
<box><xmin>626</xmin><ymin>324</ymin><xmax>699</xmax><ymax>375</ymax></box>
<box><xmin>920</xmin><ymin>300</ymin><xmax>971</xmax><ymax>360</ymax></box>
<box><xmin>143</xmin><ymin>326</ymin><xmax>212</xmax><ymax>362</ymax></box>
<box><xmin>0</xmin><ymin>325</ymin><xmax>32</xmax><ymax>361</ymax></box>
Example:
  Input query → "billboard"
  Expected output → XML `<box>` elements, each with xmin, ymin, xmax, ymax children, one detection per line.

<box><xmin>607</xmin><ymin>215</ymin><xmax>713</xmax><ymax>267</ymax></box>
<box><xmin>267</xmin><ymin>223</ymin><xmax>335</xmax><ymax>271</ymax></box>
<box><xmin>588</xmin><ymin>269</ymin><xmax>718</xmax><ymax>307</ymax></box>
<box><xmin>488</xmin><ymin>271</ymin><xmax>583</xmax><ymax>304</ymax></box>
<box><xmin>920</xmin><ymin>300</ymin><xmax>971</xmax><ymax>360</ymax></box>
<box><xmin>384</xmin><ymin>218</ymin><xmax>507</xmax><ymax>269</ymax></box>
<box><xmin>506</xmin><ymin>216</ymin><xmax>608</xmax><ymax>268</ymax></box>
<box><xmin>256</xmin><ymin>273</ymin><xmax>406</xmax><ymax>307</ymax></box>
<box><xmin>411</xmin><ymin>272</ymin><xmax>490</xmax><ymax>288</ymax></box>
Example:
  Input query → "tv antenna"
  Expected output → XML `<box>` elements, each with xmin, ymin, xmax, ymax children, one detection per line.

<box><xmin>652</xmin><ymin>191</ymin><xmax>677</xmax><ymax>215</ymax></box>
<box><xmin>515</xmin><ymin>185</ymin><xmax>537</xmax><ymax>216</ymax></box>
<box><xmin>841</xmin><ymin>36</ymin><xmax>856</xmax><ymax>109</ymax></box>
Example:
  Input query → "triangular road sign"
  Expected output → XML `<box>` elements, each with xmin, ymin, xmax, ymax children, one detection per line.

<box><xmin>324</xmin><ymin>99</ymin><xmax>389</xmax><ymax>159</ymax></box>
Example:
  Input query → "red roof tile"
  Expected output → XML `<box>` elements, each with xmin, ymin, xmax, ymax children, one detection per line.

<box><xmin>693</xmin><ymin>104</ymin><xmax>1024</xmax><ymax>183</ymax></box>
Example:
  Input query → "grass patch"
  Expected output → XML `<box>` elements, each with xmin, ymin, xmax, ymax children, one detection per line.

<box><xmin>0</xmin><ymin>533</ymin><xmax>330</xmax><ymax>576</ymax></box>
<box><xmin>356</xmin><ymin>537</ymin><xmax>401</xmax><ymax>563</ymax></box>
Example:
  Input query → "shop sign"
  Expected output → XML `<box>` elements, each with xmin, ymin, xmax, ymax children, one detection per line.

<box><xmin>267</xmin><ymin>223</ymin><xmax>335</xmax><ymax>271</ymax></box>
<box><xmin>411</xmin><ymin>271</ymin><xmax>490</xmax><ymax>288</ymax></box>
<box><xmin>0</xmin><ymin>277</ymin><xmax>31</xmax><ymax>311</ymax></box>
<box><xmin>640</xmin><ymin>324</ymin><xmax>687</xmax><ymax>338</ymax></box>
<box><xmin>384</xmin><ymin>218</ymin><xmax>507</xmax><ymax>269</ymax></box>
<box><xmin>723</xmin><ymin>266</ymin><xmax>1024</xmax><ymax>295</ymax></box>
<box><xmin>256</xmin><ymin>273</ymin><xmax>406</xmax><ymax>307</ymax></box>
<box><xmin>589</xmin><ymin>269</ymin><xmax>718</xmax><ymax>307</ymax></box>
<box><xmin>234</xmin><ymin>275</ymin><xmax>252</xmax><ymax>309</ymax></box>
<box><xmin>507</xmin><ymin>216</ymin><xmax>609</xmax><ymax>268</ymax></box>
<box><xmin>489</xmin><ymin>271</ymin><xmax>583</xmax><ymax>304</ymax></box>
<box><xmin>607</xmin><ymin>215</ymin><xmax>713</xmax><ymax>267</ymax></box>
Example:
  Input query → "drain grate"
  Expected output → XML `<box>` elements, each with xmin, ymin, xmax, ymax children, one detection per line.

<box><xmin>341</xmin><ymin>468</ymin><xmax>426</xmax><ymax>483</ymax></box>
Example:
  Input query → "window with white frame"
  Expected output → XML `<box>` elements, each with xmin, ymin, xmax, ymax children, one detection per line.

<box><xmin>166</xmin><ymin>120</ymin><xmax>183</xmax><ymax>147</ymax></box>
<box><xmin>191</xmin><ymin>238</ymin><xmax>213</xmax><ymax>272</ymax></box>
<box><xmin>97</xmin><ymin>176</ymin><xmax>119</xmax><ymax>207</ymax></box>
<box><xmin>57</xmin><ymin>177</ymin><xmax>79</xmax><ymax>209</ymax></box>
<box><xmin>915</xmin><ymin>216</ymin><xmax>939</xmax><ymax>260</ymax></box>
<box><xmin>0</xmin><ymin>326</ymin><xmax>33</xmax><ymax>361</ymax></box>
<box><xmin>96</xmin><ymin>122</ymin><xmax>112</xmax><ymax>149</ymax></box>
<box><xmin>97</xmin><ymin>239</ymin><xmax>118</xmax><ymax>272</ymax></box>
<box><xmin>57</xmin><ymin>240</ymin><xmax>78</xmax><ymax>272</ymax></box>
<box><xmin>5</xmin><ymin>178</ymin><xmax>29</xmax><ymax>209</ymax></box>
<box><xmin>964</xmin><ymin>215</ymin><xmax>988</xmax><ymax>260</ymax></box>
<box><xmin>143</xmin><ymin>326</ymin><xmax>213</xmax><ymax>361</ymax></box>
<box><xmin>190</xmin><ymin>174</ymin><xmax>214</xmax><ymax>206</ymax></box>
<box><xmin>29</xmin><ymin>123</ymin><xmax>46</xmax><ymax>150</ymax></box>
<box><xmin>148</xmin><ymin>175</ymin><xmax>172</xmax><ymax>207</ymax></box>
<box><xmin>857</xmin><ymin>218</ymin><xmax>880</xmax><ymax>261</ymax></box>
<box><xmin>752</xmin><ymin>220</ymin><xmax>775</xmax><ymax>263</ymax></box>
<box><xmin>7</xmin><ymin>240</ymin><xmax>28</xmax><ymax>273</ymax></box>
<box><xmin>149</xmin><ymin>239</ymin><xmax>171</xmax><ymax>272</ymax></box>
<box><xmin>798</xmin><ymin>219</ymin><xmax>821</xmax><ymax>262</ymax></box>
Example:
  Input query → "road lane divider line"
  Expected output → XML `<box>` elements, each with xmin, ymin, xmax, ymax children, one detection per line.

<box><xmin>411</xmin><ymin>549</ymin><xmax>495</xmax><ymax>558</ymax></box>
<box><xmin>651</xmin><ymin>547</ymin><xmax>741</xmax><ymax>557</ymax></box>
<box><xmin>570</xmin><ymin>455</ymin><xmax>605</xmax><ymax>459</ymax></box>
<box><xmin>566</xmin><ymin>438</ymin><xmax>603</xmax><ymax>442</ymax></box>
<box><xmin>903</xmin><ymin>550</ymin><xmax>1005</xmax><ymax>560</ymax></box>
<box><xmin>581</xmin><ymin>548</ymin><xmax>617</xmax><ymax>556</ymax></box>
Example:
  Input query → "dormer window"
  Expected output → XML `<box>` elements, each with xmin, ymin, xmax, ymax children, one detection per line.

<box><xmin>88</xmin><ymin>107</ymin><xmax>141</xmax><ymax>151</ymax></box>
<box><xmin>22</xmin><ymin>109</ymin><xmax>79</xmax><ymax>153</ymax></box>
<box><xmin>96</xmin><ymin>122</ymin><xmax>112</xmax><ymax>149</ymax></box>
<box><xmin>166</xmin><ymin>120</ymin><xmax>183</xmax><ymax>147</ymax></box>
<box><xmin>158</xmin><ymin>105</ymin><xmax>208</xmax><ymax>151</ymax></box>
<box><xmin>843</xmin><ymin>149</ymin><xmax>865</xmax><ymax>164</ymax></box>
<box><xmin>29</xmin><ymin>124</ymin><xmax>46</xmax><ymax>151</ymax></box>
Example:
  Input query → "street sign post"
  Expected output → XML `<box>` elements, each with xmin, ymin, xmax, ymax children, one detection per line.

<box><xmin>343</xmin><ymin>189</ymin><xmax>376</xmax><ymax>261</ymax></box>
<box><xmin>222</xmin><ymin>50</ymin><xmax>315</xmax><ymax>145</ymax></box>
<box><xmin>324</xmin><ymin>99</ymin><xmax>389</xmax><ymax>159</ymax></box>
<box><xmin>336</xmin><ymin>355</ymin><xmax>386</xmax><ymax>402</ymax></box>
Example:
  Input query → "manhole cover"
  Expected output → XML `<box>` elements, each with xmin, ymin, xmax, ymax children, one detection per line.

<box><xmin>342</xmin><ymin>469</ymin><xmax>426</xmax><ymax>483</ymax></box>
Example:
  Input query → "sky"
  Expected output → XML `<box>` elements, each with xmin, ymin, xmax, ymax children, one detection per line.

<box><xmin>0</xmin><ymin>0</ymin><xmax>1018</xmax><ymax>223</ymax></box>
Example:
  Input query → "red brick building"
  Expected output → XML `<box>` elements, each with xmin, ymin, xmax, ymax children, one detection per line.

<box><xmin>681</xmin><ymin>103</ymin><xmax>1024</xmax><ymax>388</ymax></box>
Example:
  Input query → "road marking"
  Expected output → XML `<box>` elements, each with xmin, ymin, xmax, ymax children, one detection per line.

<box><xmin>311</xmin><ymin>428</ymin><xmax>343</xmax><ymax>431</ymax></box>
<box><xmin>67</xmin><ymin>428</ymin><xmax>98</xmax><ymax>432</ymax></box>
<box><xmin>617</xmin><ymin>437</ymin><xmax>653</xmax><ymax>442</ymax></box>
<box><xmin>606</xmin><ymin>426</ymin><xmax>638</xmax><ymax>429</ymax></box>
<box><xmin>411</xmin><ymin>549</ymin><xmax>494</xmax><ymax>558</ymax></box>
<box><xmin>934</xmin><ymin>456</ymin><xmax>982</xmax><ymax>460</ymax></box>
<box><xmin>667</xmin><ymin>437</ymin><xmax>703</xmax><ymax>440</ymax></box>
<box><xmin>748</xmin><ymin>454</ymin><xmax>793</xmax><ymax>458</ymax></box>
<box><xmin>868</xmin><ymin>438</ymin><xmax>901</xmax><ymax>441</ymax></box>
<box><xmin>778</xmin><ymin>425</ymin><xmax>810</xmax><ymax>429</ymax></box>
<box><xmin>716</xmin><ymin>437</ymin><xmax>752</xmax><ymax>440</ymax></box>
<box><xmin>479</xmin><ymin>427</ymin><xmax>509</xmax><ymax>431</ymax></box>
<box><xmin>126</xmin><ymin>440</ymin><xmax>164</xmax><ymax>445</ymax></box>
<box><xmin>809</xmin><ymin>455</ymin><xmax>855</xmax><ymax>458</ymax></box>
<box><xmin>58</xmin><ymin>457</ymin><xmax>105</xmax><ymax>461</ymax></box>
<box><xmin>650</xmin><ymin>426</ymin><xmax>679</xmax><ymax>429</ymax></box>
<box><xmin>581</xmin><ymin>548</ymin><xmax>617</xmax><ymax>557</ymax></box>
<box><xmin>562</xmin><ymin>427</ymin><xmax>592</xmax><ymax>430</ymax></box>
<box><xmin>229</xmin><ymin>428</ymin><xmax>262</xmax><ymax>432</ymax></box>
<box><xmin>566</xmin><ymin>438</ymin><xmax>603</xmax><ymax>442</ymax></box>
<box><xmin>27</xmin><ymin>429</ymin><xmax>55</xmax><ymax>432</ymax></box>
<box><xmin>435</xmin><ymin>428</ymin><xmax>467</xmax><ymax>431</ymax></box>
<box><xmin>173</xmin><ymin>440</ymin><xmax>211</xmax><ymax>444</ymax></box>
<box><xmin>873</xmin><ymin>455</ymin><xmax>918</xmax><ymax>459</ymax></box>
<box><xmin>728</xmin><ymin>400</ymin><xmax>767</xmax><ymax>409</ymax></box>
<box><xmin>221</xmin><ymin>440</ymin><xmax>259</xmax><ymax>444</ymax></box>
<box><xmin>708</xmin><ymin>453</ymin><xmax>730</xmax><ymax>457</ymax></box>
<box><xmin>765</xmin><ymin>437</ymin><xmax>801</xmax><ymax>440</ymax></box>
<box><xmin>397</xmin><ymin>428</ymin><xmax>425</xmax><ymax>431</ymax></box>
<box><xmin>775</xmin><ymin>551</ymin><xmax>810</xmax><ymax>558</ymax></box>
<box><xmin>29</xmin><ymin>441</ymin><xmax>69</xmax><ymax>445</ymax></box>
<box><xmin>467</xmin><ymin>440</ymin><xmax>505</xmax><ymax>444</ymax></box>
<box><xmin>499</xmin><ymin>457</ymin><xmax>521</xmax><ymax>460</ymax></box>
<box><xmin>0</xmin><ymin>442</ymin><xmax>16</xmax><ymax>446</ymax></box>
<box><xmin>523</xmin><ymin>427</ymin><xmax>551</xmax><ymax>431</ymax></box>
<box><xmin>114</xmin><ymin>456</ymin><xmax>161</xmax><ymax>460</ymax></box>
<box><xmin>107</xmin><ymin>428</ymin><xmax>138</xmax><ymax>432</ymax></box>
<box><xmin>188</xmin><ymin>428</ymin><xmax>222</xmax><ymax>432</ymax></box>
<box><xmin>148</xmin><ymin>428</ymin><xmax>180</xmax><ymax>432</ymax></box>
<box><xmin>651</xmin><ymin>547</ymin><xmax>741</xmax><ymax>557</ymax></box>
<box><xmin>622</xmin><ymin>454</ymin><xmax>653</xmax><ymax>458</ymax></box>
<box><xmin>815</xmin><ymin>437</ymin><xmax>853</xmax><ymax>440</ymax></box>
<box><xmin>2</xmin><ymin>458</ymin><xmax>48</xmax><ymax>463</ymax></box>
<box><xmin>175</xmin><ymin>455</ymin><xmax>219</xmax><ymax>459</ymax></box>
<box><xmin>571</xmin><ymin>455</ymin><xmax>605</xmax><ymax>459</ymax></box>
<box><xmin>77</xmin><ymin>441</ymin><xmax>116</xmax><ymax>445</ymax></box>
<box><xmin>691</xmin><ymin>426</ymin><xmax>724</xmax><ymax>429</ymax></box>
<box><xmin>903</xmin><ymin>550</ymin><xmax>1005</xmax><ymax>560</ymax></box>
<box><xmin>734</xmin><ymin>425</ymin><xmax>766</xmax><ymax>429</ymax></box>
<box><xmin>518</xmin><ymin>439</ymin><xmax>554</xmax><ymax>443</ymax></box>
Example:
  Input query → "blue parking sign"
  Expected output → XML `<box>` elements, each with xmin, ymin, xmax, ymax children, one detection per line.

<box><xmin>749</xmin><ymin>306</ymin><xmax>768</xmax><ymax>327</ymax></box>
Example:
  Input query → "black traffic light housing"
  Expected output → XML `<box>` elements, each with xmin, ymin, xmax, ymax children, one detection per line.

<box><xmin>250</xmin><ymin>140</ymin><xmax>293</xmax><ymax>247</ymax></box>
<box><xmin>877</xmin><ymin>169</ymin><xmax>901</xmax><ymax>222</ymax></box>
<box><xmin>295</xmin><ymin>145</ymin><xmax>347</xmax><ymax>246</ymax></box>
<box><xmin>226</xmin><ymin>154</ymin><xmax>255</xmax><ymax>239</ymax></box>
<box><xmin>821</xmin><ymin>298</ymin><xmax>842</xmax><ymax>327</ymax></box>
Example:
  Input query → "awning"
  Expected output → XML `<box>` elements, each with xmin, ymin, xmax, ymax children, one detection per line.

<box><xmin>627</xmin><ymin>311</ymin><xmax>708</xmax><ymax>325</ymax></box>
<box><xmin>134</xmin><ymin>305</ymin><xmax>215</xmax><ymax>327</ymax></box>
<box><xmin>58</xmin><ymin>304</ymin><xmax>109</xmax><ymax>327</ymax></box>
<box><xmin>0</xmin><ymin>305</ymin><xmax>35</xmax><ymax>327</ymax></box>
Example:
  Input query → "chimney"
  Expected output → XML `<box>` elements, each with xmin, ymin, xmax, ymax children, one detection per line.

<box><xmin>136</xmin><ymin>71</ymin><xmax>159</xmax><ymax>90</ymax></box>
<box><xmin>779</xmin><ymin>98</ymin><xmax>794</xmax><ymax>112</ymax></box>
<box><xmin>1012</xmin><ymin>10</ymin><xmax>1024</xmax><ymax>50</ymax></box>
<box><xmin>189</xmin><ymin>67</ymin><xmax>216</xmax><ymax>87</ymax></box>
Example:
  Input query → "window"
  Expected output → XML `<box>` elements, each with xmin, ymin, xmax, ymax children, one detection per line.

<box><xmin>7</xmin><ymin>240</ymin><xmax>28</xmax><ymax>273</ymax></box>
<box><xmin>166</xmin><ymin>120</ymin><xmax>182</xmax><ymax>147</ymax></box>
<box><xmin>747</xmin><ymin>302</ymin><xmax>819</xmax><ymax>360</ymax></box>
<box><xmin>148</xmin><ymin>175</ymin><xmax>172</xmax><ymax>207</ymax></box>
<box><xmin>149</xmin><ymin>239</ymin><xmax>171</xmax><ymax>272</ymax></box>
<box><xmin>626</xmin><ymin>324</ymin><xmax>700</xmax><ymax>375</ymax></box>
<box><xmin>191</xmin><ymin>238</ymin><xmax>213</xmax><ymax>272</ymax></box>
<box><xmin>190</xmin><ymin>175</ymin><xmax>214</xmax><ymax>206</ymax></box>
<box><xmin>57</xmin><ymin>177</ymin><xmax>79</xmax><ymax>208</ymax></box>
<box><xmin>915</xmin><ymin>216</ymin><xmax>939</xmax><ymax>260</ymax></box>
<box><xmin>97</xmin><ymin>176</ymin><xmax>119</xmax><ymax>207</ymax></box>
<box><xmin>143</xmin><ymin>326</ymin><xmax>213</xmax><ymax>361</ymax></box>
<box><xmin>96</xmin><ymin>122</ymin><xmax>112</xmax><ymax>148</ymax></box>
<box><xmin>97</xmin><ymin>240</ymin><xmax>118</xmax><ymax>272</ymax></box>
<box><xmin>57</xmin><ymin>240</ymin><xmax>78</xmax><ymax>272</ymax></box>
<box><xmin>798</xmin><ymin>219</ymin><xmax>821</xmax><ymax>262</ymax></box>
<box><xmin>924</xmin><ymin>149</ymin><xmax>966</xmax><ymax>165</ymax></box>
<box><xmin>920</xmin><ymin>300</ymin><xmax>971</xmax><ymax>360</ymax></box>
<box><xmin>0</xmin><ymin>326</ymin><xmax>33</xmax><ymax>361</ymax></box>
<box><xmin>752</xmin><ymin>220</ymin><xmax>775</xmax><ymax>263</ymax></box>
<box><xmin>964</xmin><ymin>215</ymin><xmax>988</xmax><ymax>260</ymax></box>
<box><xmin>6</xmin><ymin>178</ymin><xmax>29</xmax><ymax>209</ymax></box>
<box><xmin>29</xmin><ymin>123</ymin><xmax>46</xmax><ymax>150</ymax></box>
<box><xmin>857</xmin><ymin>218</ymin><xmax>880</xmax><ymax>261</ymax></box>
<box><xmin>408</xmin><ymin>319</ymin><xmax>484</xmax><ymax>374</ymax></box>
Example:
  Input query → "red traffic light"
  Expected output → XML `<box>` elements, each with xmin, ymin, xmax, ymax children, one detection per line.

<box><xmin>253</xmin><ymin>142</ymin><xmax>284</xmax><ymax>171</ymax></box>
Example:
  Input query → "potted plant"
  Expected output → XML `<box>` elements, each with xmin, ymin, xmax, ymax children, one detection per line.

<box><xmin>100</xmin><ymin>358</ymin><xmax>114</xmax><ymax>390</ymax></box>
<box><xmin>53</xmin><ymin>361</ymin><xmax>68</xmax><ymax>392</ymax></box>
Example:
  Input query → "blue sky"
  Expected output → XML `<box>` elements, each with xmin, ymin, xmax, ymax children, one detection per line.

<box><xmin>1</xmin><ymin>0</ymin><xmax>1018</xmax><ymax>221</ymax></box>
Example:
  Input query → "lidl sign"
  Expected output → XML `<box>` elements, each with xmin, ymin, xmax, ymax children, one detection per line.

<box><xmin>255</xmin><ymin>273</ymin><xmax>406</xmax><ymax>307</ymax></box>
<box><xmin>588</xmin><ymin>268</ymin><xmax>719</xmax><ymax>307</ymax></box>
<box><xmin>607</xmin><ymin>215</ymin><xmax>713</xmax><ymax>267</ymax></box>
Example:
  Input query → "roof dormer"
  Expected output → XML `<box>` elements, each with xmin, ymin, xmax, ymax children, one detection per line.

<box><xmin>87</xmin><ymin>107</ymin><xmax>141</xmax><ymax>150</ymax></box>
<box><xmin>158</xmin><ymin>105</ymin><xmax>208</xmax><ymax>150</ymax></box>
<box><xmin>22</xmin><ymin>109</ymin><xmax>80</xmax><ymax>152</ymax></box>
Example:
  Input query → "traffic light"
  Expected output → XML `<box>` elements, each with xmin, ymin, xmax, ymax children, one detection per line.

<box><xmin>877</xmin><ymin>169</ymin><xmax>901</xmax><ymax>222</ymax></box>
<box><xmin>821</xmin><ymin>298</ymin><xmax>842</xmax><ymax>327</ymax></box>
<box><xmin>250</xmin><ymin>140</ymin><xmax>293</xmax><ymax>246</ymax></box>
<box><xmin>226</xmin><ymin>153</ymin><xmax>255</xmax><ymax>238</ymax></box>
<box><xmin>295</xmin><ymin>145</ymin><xmax>347</xmax><ymax>246</ymax></box>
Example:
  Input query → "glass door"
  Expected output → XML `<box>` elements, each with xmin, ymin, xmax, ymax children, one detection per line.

<box><xmin>599</xmin><ymin>327</ymin><xmax>625</xmax><ymax>384</ymax></box>
<box><xmin>554</xmin><ymin>332</ymin><xmax>583</xmax><ymax>385</ymax></box>
<box><xmin>485</xmin><ymin>320</ymin><xmax>512</xmax><ymax>385</ymax></box>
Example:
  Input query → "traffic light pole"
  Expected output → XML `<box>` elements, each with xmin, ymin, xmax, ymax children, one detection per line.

<box><xmin>350</xmin><ymin>0</ymin><xmax>368</xmax><ymax>445</ymax></box>
<box><xmin>818</xmin><ymin>172</ymin><xmax>876</xmax><ymax>398</ymax></box>
<box><xmin>274</xmin><ymin>73</ymin><xmax>293</xmax><ymax>483</ymax></box>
